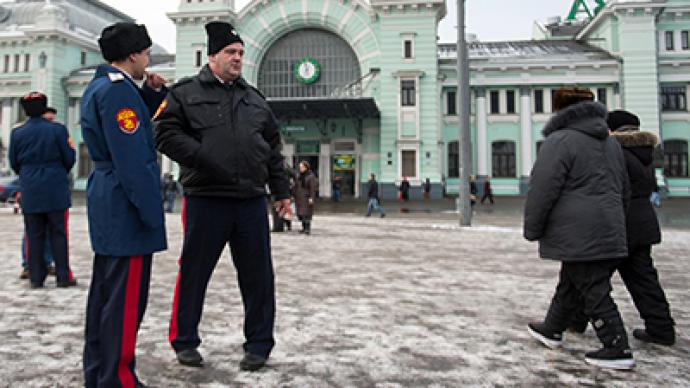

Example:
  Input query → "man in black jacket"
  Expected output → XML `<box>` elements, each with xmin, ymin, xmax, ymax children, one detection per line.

<box><xmin>524</xmin><ymin>88</ymin><xmax>634</xmax><ymax>369</ymax></box>
<box><xmin>154</xmin><ymin>22</ymin><xmax>290</xmax><ymax>372</ymax></box>
<box><xmin>366</xmin><ymin>173</ymin><xmax>385</xmax><ymax>217</ymax></box>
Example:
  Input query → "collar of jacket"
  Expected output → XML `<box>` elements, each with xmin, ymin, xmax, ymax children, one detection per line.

<box><xmin>542</xmin><ymin>101</ymin><xmax>608</xmax><ymax>138</ymax></box>
<box><xmin>198</xmin><ymin>65</ymin><xmax>248</xmax><ymax>89</ymax></box>
<box><xmin>94</xmin><ymin>64</ymin><xmax>139</xmax><ymax>89</ymax></box>
<box><xmin>611</xmin><ymin>130</ymin><xmax>658</xmax><ymax>148</ymax></box>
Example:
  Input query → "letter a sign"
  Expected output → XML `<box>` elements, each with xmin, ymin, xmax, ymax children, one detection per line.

<box><xmin>567</xmin><ymin>0</ymin><xmax>606</xmax><ymax>21</ymax></box>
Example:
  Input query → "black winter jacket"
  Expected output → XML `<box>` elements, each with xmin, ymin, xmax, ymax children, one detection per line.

<box><xmin>154</xmin><ymin>66</ymin><xmax>289</xmax><ymax>200</ymax></box>
<box><xmin>523</xmin><ymin>101</ymin><xmax>629</xmax><ymax>262</ymax></box>
<box><xmin>611</xmin><ymin>130</ymin><xmax>662</xmax><ymax>248</ymax></box>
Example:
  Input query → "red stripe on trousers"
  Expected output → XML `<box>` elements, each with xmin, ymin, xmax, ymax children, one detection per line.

<box><xmin>168</xmin><ymin>197</ymin><xmax>186</xmax><ymax>346</ymax></box>
<box><xmin>64</xmin><ymin>209</ymin><xmax>74</xmax><ymax>281</ymax></box>
<box><xmin>117</xmin><ymin>256</ymin><xmax>143</xmax><ymax>388</ymax></box>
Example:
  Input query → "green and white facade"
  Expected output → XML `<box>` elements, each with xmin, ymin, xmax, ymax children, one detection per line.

<box><xmin>1</xmin><ymin>0</ymin><xmax>689</xmax><ymax>198</ymax></box>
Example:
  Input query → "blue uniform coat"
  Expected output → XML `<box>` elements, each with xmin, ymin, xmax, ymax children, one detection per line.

<box><xmin>80</xmin><ymin>64</ymin><xmax>167</xmax><ymax>256</ymax></box>
<box><xmin>9</xmin><ymin>117</ymin><xmax>75</xmax><ymax>214</ymax></box>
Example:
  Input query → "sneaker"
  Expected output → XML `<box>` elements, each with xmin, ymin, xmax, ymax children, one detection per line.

<box><xmin>239</xmin><ymin>353</ymin><xmax>267</xmax><ymax>371</ymax></box>
<box><xmin>584</xmin><ymin>347</ymin><xmax>635</xmax><ymax>370</ymax></box>
<box><xmin>19</xmin><ymin>268</ymin><xmax>29</xmax><ymax>280</ymax></box>
<box><xmin>632</xmin><ymin>328</ymin><xmax>675</xmax><ymax>346</ymax></box>
<box><xmin>527</xmin><ymin>322</ymin><xmax>563</xmax><ymax>349</ymax></box>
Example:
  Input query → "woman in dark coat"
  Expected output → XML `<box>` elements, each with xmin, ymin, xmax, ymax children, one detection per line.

<box><xmin>523</xmin><ymin>88</ymin><xmax>634</xmax><ymax>369</ymax></box>
<box><xmin>605</xmin><ymin>111</ymin><xmax>674</xmax><ymax>345</ymax></box>
<box><xmin>294</xmin><ymin>161</ymin><xmax>318</xmax><ymax>235</ymax></box>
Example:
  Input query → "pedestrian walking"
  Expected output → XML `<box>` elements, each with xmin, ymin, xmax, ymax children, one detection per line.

<box><xmin>154</xmin><ymin>21</ymin><xmax>290</xmax><ymax>372</ymax></box>
<box><xmin>481</xmin><ymin>179</ymin><xmax>494</xmax><ymax>205</ymax></box>
<box><xmin>366</xmin><ymin>173</ymin><xmax>385</xmax><ymax>218</ymax></box>
<box><xmin>295</xmin><ymin>160</ymin><xmax>318</xmax><ymax>234</ymax></box>
<box><xmin>469</xmin><ymin>176</ymin><xmax>478</xmax><ymax>206</ymax></box>
<box><xmin>523</xmin><ymin>88</ymin><xmax>634</xmax><ymax>370</ymax></box>
<box><xmin>399</xmin><ymin>176</ymin><xmax>410</xmax><ymax>201</ymax></box>
<box><xmin>9</xmin><ymin>92</ymin><xmax>76</xmax><ymax>289</ymax></box>
<box><xmin>332</xmin><ymin>175</ymin><xmax>342</xmax><ymax>202</ymax></box>
<box><xmin>80</xmin><ymin>22</ymin><xmax>168</xmax><ymax>387</ymax></box>
<box><xmin>568</xmin><ymin>110</ymin><xmax>676</xmax><ymax>346</ymax></box>
<box><xmin>423</xmin><ymin>178</ymin><xmax>431</xmax><ymax>200</ymax></box>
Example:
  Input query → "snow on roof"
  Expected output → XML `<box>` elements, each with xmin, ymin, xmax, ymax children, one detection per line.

<box><xmin>438</xmin><ymin>40</ymin><xmax>616</xmax><ymax>63</ymax></box>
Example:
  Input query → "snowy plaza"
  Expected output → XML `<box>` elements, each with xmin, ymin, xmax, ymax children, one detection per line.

<box><xmin>0</xmin><ymin>199</ymin><xmax>688</xmax><ymax>387</ymax></box>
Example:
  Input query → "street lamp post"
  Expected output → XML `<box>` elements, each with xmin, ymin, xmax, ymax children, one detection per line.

<box><xmin>457</xmin><ymin>0</ymin><xmax>472</xmax><ymax>226</ymax></box>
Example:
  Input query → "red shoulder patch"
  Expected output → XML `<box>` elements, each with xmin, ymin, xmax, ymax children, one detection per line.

<box><xmin>116</xmin><ymin>108</ymin><xmax>140</xmax><ymax>134</ymax></box>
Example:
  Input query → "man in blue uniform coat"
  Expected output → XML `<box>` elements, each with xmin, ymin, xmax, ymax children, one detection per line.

<box><xmin>80</xmin><ymin>22</ymin><xmax>168</xmax><ymax>388</ymax></box>
<box><xmin>9</xmin><ymin>92</ymin><xmax>76</xmax><ymax>288</ymax></box>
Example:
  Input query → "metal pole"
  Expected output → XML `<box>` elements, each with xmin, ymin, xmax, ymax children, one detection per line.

<box><xmin>457</xmin><ymin>0</ymin><xmax>472</xmax><ymax>226</ymax></box>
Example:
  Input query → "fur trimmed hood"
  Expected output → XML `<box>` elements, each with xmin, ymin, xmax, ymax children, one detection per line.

<box><xmin>542</xmin><ymin>101</ymin><xmax>609</xmax><ymax>139</ymax></box>
<box><xmin>611</xmin><ymin>130</ymin><xmax>658</xmax><ymax>148</ymax></box>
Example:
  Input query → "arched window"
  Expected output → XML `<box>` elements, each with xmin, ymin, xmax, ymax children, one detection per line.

<box><xmin>257</xmin><ymin>29</ymin><xmax>361</xmax><ymax>98</ymax></box>
<box><xmin>492</xmin><ymin>141</ymin><xmax>516</xmax><ymax>177</ymax></box>
<box><xmin>664</xmin><ymin>140</ymin><xmax>688</xmax><ymax>177</ymax></box>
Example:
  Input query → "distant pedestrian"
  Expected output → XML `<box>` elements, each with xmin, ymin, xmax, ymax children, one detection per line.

<box><xmin>366</xmin><ymin>173</ymin><xmax>385</xmax><ymax>218</ymax></box>
<box><xmin>481</xmin><ymin>179</ymin><xmax>494</xmax><ymax>205</ymax></box>
<box><xmin>524</xmin><ymin>88</ymin><xmax>634</xmax><ymax>369</ymax></box>
<box><xmin>399</xmin><ymin>176</ymin><xmax>410</xmax><ymax>201</ymax></box>
<box><xmin>162</xmin><ymin>173</ymin><xmax>181</xmax><ymax>213</ymax></box>
<box><xmin>423</xmin><ymin>178</ymin><xmax>431</xmax><ymax>200</ymax></box>
<box><xmin>295</xmin><ymin>160</ymin><xmax>318</xmax><ymax>234</ymax></box>
<box><xmin>332</xmin><ymin>175</ymin><xmax>342</xmax><ymax>202</ymax></box>
<box><xmin>9</xmin><ymin>92</ymin><xmax>76</xmax><ymax>289</ymax></box>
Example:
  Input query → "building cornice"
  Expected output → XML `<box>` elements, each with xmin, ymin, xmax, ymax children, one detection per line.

<box><xmin>167</xmin><ymin>10</ymin><xmax>235</xmax><ymax>24</ymax></box>
<box><xmin>577</xmin><ymin>1</ymin><xmax>666</xmax><ymax>40</ymax></box>
<box><xmin>370</xmin><ymin>0</ymin><xmax>446</xmax><ymax>21</ymax></box>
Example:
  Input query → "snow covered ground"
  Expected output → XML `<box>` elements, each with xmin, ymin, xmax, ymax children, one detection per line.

<box><xmin>0</xmin><ymin>206</ymin><xmax>688</xmax><ymax>387</ymax></box>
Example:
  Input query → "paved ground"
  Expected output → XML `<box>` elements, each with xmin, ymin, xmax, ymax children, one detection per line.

<box><xmin>0</xmin><ymin>199</ymin><xmax>688</xmax><ymax>387</ymax></box>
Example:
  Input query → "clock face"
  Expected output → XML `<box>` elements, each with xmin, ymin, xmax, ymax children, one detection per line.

<box><xmin>295</xmin><ymin>57</ymin><xmax>320</xmax><ymax>84</ymax></box>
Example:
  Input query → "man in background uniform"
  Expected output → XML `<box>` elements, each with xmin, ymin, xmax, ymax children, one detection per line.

<box><xmin>9</xmin><ymin>92</ymin><xmax>76</xmax><ymax>288</ymax></box>
<box><xmin>80</xmin><ymin>22</ymin><xmax>168</xmax><ymax>387</ymax></box>
<box><xmin>155</xmin><ymin>21</ymin><xmax>290</xmax><ymax>371</ymax></box>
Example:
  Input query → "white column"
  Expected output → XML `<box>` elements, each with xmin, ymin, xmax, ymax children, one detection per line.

<box><xmin>319</xmin><ymin>142</ymin><xmax>331</xmax><ymax>198</ymax></box>
<box><xmin>1</xmin><ymin>99</ymin><xmax>12</xmax><ymax>172</ymax></box>
<box><xmin>520</xmin><ymin>87</ymin><xmax>533</xmax><ymax>178</ymax></box>
<box><xmin>476</xmin><ymin>89</ymin><xmax>488</xmax><ymax>177</ymax></box>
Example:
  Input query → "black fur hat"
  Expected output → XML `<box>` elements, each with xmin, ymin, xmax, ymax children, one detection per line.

<box><xmin>20</xmin><ymin>92</ymin><xmax>47</xmax><ymax>117</ymax></box>
<box><xmin>98</xmin><ymin>23</ymin><xmax>152</xmax><ymax>62</ymax></box>
<box><xmin>608</xmin><ymin>110</ymin><xmax>640</xmax><ymax>132</ymax></box>
<box><xmin>206</xmin><ymin>22</ymin><xmax>244</xmax><ymax>55</ymax></box>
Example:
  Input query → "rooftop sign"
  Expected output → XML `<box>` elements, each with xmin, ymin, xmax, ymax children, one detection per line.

<box><xmin>567</xmin><ymin>0</ymin><xmax>606</xmax><ymax>21</ymax></box>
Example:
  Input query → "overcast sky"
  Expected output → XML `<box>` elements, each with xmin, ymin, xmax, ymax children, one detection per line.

<box><xmin>8</xmin><ymin>0</ymin><xmax>595</xmax><ymax>53</ymax></box>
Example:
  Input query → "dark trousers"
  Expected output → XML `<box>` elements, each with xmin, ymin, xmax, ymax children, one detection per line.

<box><xmin>619</xmin><ymin>245</ymin><xmax>674</xmax><ymax>336</ymax></box>
<box><xmin>569</xmin><ymin>245</ymin><xmax>675</xmax><ymax>338</ymax></box>
<box><xmin>481</xmin><ymin>193</ymin><xmax>494</xmax><ymax>204</ymax></box>
<box><xmin>23</xmin><ymin>209</ymin><xmax>73</xmax><ymax>285</ymax></box>
<box><xmin>545</xmin><ymin>259</ymin><xmax>629</xmax><ymax>348</ymax></box>
<box><xmin>83</xmin><ymin>254</ymin><xmax>152</xmax><ymax>388</ymax></box>
<box><xmin>169</xmin><ymin>196</ymin><xmax>275</xmax><ymax>358</ymax></box>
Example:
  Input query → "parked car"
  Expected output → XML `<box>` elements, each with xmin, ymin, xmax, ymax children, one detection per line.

<box><xmin>0</xmin><ymin>176</ymin><xmax>20</xmax><ymax>203</ymax></box>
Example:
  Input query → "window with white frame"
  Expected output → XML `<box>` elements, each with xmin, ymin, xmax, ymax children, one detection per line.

<box><xmin>506</xmin><ymin>90</ymin><xmax>516</xmax><ymax>114</ymax></box>
<box><xmin>195</xmin><ymin>50</ymin><xmax>202</xmax><ymax>67</ymax></box>
<box><xmin>492</xmin><ymin>141</ymin><xmax>516</xmax><ymax>178</ymax></box>
<box><xmin>683</xmin><ymin>31</ymin><xmax>689</xmax><ymax>50</ymax></box>
<box><xmin>665</xmin><ymin>31</ymin><xmax>675</xmax><ymax>51</ymax></box>
<box><xmin>448</xmin><ymin>141</ymin><xmax>459</xmax><ymax>178</ymax></box>
<box><xmin>661</xmin><ymin>86</ymin><xmax>687</xmax><ymax>111</ymax></box>
<box><xmin>401</xmin><ymin>80</ymin><xmax>416</xmax><ymax>107</ymax></box>
<box><xmin>597</xmin><ymin>88</ymin><xmax>607</xmax><ymax>107</ymax></box>
<box><xmin>403</xmin><ymin>40</ymin><xmax>413</xmax><ymax>59</ymax></box>
<box><xmin>446</xmin><ymin>90</ymin><xmax>457</xmax><ymax>116</ymax></box>
<box><xmin>23</xmin><ymin>54</ymin><xmax>29</xmax><ymax>72</ymax></box>
<box><xmin>534</xmin><ymin>89</ymin><xmax>544</xmax><ymax>113</ymax></box>
<box><xmin>489</xmin><ymin>90</ymin><xmax>500</xmax><ymax>114</ymax></box>
<box><xmin>664</xmin><ymin>140</ymin><xmax>688</xmax><ymax>177</ymax></box>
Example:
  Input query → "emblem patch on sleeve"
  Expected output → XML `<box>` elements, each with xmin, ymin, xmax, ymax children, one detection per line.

<box><xmin>116</xmin><ymin>108</ymin><xmax>140</xmax><ymax>134</ymax></box>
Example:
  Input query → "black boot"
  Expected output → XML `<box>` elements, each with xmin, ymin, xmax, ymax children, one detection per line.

<box><xmin>304</xmin><ymin>221</ymin><xmax>311</xmax><ymax>235</ymax></box>
<box><xmin>585</xmin><ymin>317</ymin><xmax>635</xmax><ymax>370</ymax></box>
<box><xmin>633</xmin><ymin>328</ymin><xmax>675</xmax><ymax>346</ymax></box>
<box><xmin>299</xmin><ymin>222</ymin><xmax>306</xmax><ymax>234</ymax></box>
<box><xmin>285</xmin><ymin>219</ymin><xmax>292</xmax><ymax>231</ymax></box>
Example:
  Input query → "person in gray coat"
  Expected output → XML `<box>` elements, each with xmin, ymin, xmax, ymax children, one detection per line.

<box><xmin>524</xmin><ymin>88</ymin><xmax>634</xmax><ymax>370</ymax></box>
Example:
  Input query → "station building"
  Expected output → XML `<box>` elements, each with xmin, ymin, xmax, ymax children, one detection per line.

<box><xmin>0</xmin><ymin>0</ymin><xmax>688</xmax><ymax>198</ymax></box>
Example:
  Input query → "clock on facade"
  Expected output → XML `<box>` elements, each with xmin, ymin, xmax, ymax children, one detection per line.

<box><xmin>295</xmin><ymin>57</ymin><xmax>320</xmax><ymax>84</ymax></box>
